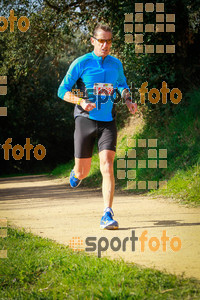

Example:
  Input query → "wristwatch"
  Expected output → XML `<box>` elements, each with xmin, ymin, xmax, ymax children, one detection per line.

<box><xmin>77</xmin><ymin>98</ymin><xmax>82</xmax><ymax>105</ymax></box>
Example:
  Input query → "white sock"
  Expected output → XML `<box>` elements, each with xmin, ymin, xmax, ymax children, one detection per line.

<box><xmin>104</xmin><ymin>207</ymin><xmax>112</xmax><ymax>214</ymax></box>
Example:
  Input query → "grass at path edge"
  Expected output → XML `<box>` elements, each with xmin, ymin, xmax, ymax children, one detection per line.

<box><xmin>0</xmin><ymin>227</ymin><xmax>200</xmax><ymax>299</ymax></box>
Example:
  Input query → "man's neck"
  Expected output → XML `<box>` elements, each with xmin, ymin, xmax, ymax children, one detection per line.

<box><xmin>93</xmin><ymin>50</ymin><xmax>106</xmax><ymax>60</ymax></box>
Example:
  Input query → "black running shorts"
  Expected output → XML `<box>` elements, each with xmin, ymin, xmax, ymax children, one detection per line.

<box><xmin>74</xmin><ymin>116</ymin><xmax>117</xmax><ymax>158</ymax></box>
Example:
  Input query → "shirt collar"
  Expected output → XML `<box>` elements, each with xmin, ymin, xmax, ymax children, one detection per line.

<box><xmin>92</xmin><ymin>51</ymin><xmax>108</xmax><ymax>61</ymax></box>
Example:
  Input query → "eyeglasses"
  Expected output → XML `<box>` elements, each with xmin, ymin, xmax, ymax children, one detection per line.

<box><xmin>93</xmin><ymin>37</ymin><xmax>112</xmax><ymax>44</ymax></box>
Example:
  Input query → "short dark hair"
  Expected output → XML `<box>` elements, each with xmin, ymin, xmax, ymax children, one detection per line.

<box><xmin>93</xmin><ymin>23</ymin><xmax>112</xmax><ymax>37</ymax></box>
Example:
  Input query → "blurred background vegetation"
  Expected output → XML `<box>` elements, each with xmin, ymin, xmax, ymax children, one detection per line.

<box><xmin>0</xmin><ymin>0</ymin><xmax>199</xmax><ymax>202</ymax></box>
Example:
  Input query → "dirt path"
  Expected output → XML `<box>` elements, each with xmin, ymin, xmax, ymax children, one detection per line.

<box><xmin>0</xmin><ymin>175</ymin><xmax>200</xmax><ymax>280</ymax></box>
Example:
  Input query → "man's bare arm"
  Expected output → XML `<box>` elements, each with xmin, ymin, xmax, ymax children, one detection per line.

<box><xmin>122</xmin><ymin>88</ymin><xmax>131</xmax><ymax>102</ymax></box>
<box><xmin>63</xmin><ymin>91</ymin><xmax>83</xmax><ymax>105</ymax></box>
<box><xmin>122</xmin><ymin>88</ymin><xmax>138</xmax><ymax>115</ymax></box>
<box><xmin>63</xmin><ymin>91</ymin><xmax>96</xmax><ymax>112</ymax></box>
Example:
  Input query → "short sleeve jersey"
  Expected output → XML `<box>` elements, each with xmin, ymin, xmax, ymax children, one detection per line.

<box><xmin>58</xmin><ymin>51</ymin><xmax>129</xmax><ymax>122</ymax></box>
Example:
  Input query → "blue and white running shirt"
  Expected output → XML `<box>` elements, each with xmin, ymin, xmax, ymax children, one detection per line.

<box><xmin>58</xmin><ymin>51</ymin><xmax>130</xmax><ymax>122</ymax></box>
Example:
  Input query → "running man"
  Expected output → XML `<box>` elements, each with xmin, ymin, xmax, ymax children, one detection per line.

<box><xmin>58</xmin><ymin>23</ymin><xmax>137</xmax><ymax>230</ymax></box>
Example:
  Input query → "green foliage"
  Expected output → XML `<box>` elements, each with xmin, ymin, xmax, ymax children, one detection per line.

<box><xmin>51</xmin><ymin>160</ymin><xmax>74</xmax><ymax>178</ymax></box>
<box><xmin>0</xmin><ymin>1</ymin><xmax>89</xmax><ymax>175</ymax></box>
<box><xmin>0</xmin><ymin>227</ymin><xmax>200</xmax><ymax>299</ymax></box>
<box><xmin>117</xmin><ymin>89</ymin><xmax>200</xmax><ymax>205</ymax></box>
<box><xmin>151</xmin><ymin>164</ymin><xmax>200</xmax><ymax>204</ymax></box>
<box><xmin>0</xmin><ymin>57</ymin><xmax>75</xmax><ymax>175</ymax></box>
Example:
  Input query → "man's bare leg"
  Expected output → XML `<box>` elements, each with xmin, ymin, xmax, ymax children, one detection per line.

<box><xmin>74</xmin><ymin>157</ymin><xmax>92</xmax><ymax>180</ymax></box>
<box><xmin>99</xmin><ymin>149</ymin><xmax>118</xmax><ymax>229</ymax></box>
<box><xmin>99</xmin><ymin>150</ymin><xmax>115</xmax><ymax>209</ymax></box>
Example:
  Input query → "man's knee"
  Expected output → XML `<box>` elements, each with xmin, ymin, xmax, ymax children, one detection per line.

<box><xmin>75</xmin><ymin>168</ymin><xmax>89</xmax><ymax>180</ymax></box>
<box><xmin>100</xmin><ymin>159</ymin><xmax>114</xmax><ymax>176</ymax></box>
<box><xmin>75</xmin><ymin>157</ymin><xmax>91</xmax><ymax>179</ymax></box>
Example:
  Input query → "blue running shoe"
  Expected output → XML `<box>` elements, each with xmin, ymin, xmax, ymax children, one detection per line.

<box><xmin>69</xmin><ymin>170</ymin><xmax>82</xmax><ymax>188</ymax></box>
<box><xmin>100</xmin><ymin>208</ymin><xmax>119</xmax><ymax>230</ymax></box>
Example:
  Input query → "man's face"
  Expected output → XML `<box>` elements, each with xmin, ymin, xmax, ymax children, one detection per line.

<box><xmin>91</xmin><ymin>29</ymin><xmax>112</xmax><ymax>59</ymax></box>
